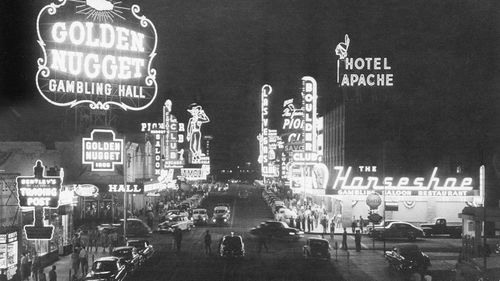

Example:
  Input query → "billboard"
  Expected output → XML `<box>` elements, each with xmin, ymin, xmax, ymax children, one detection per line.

<box><xmin>82</xmin><ymin>129</ymin><xmax>123</xmax><ymax>171</ymax></box>
<box><xmin>16</xmin><ymin>160</ymin><xmax>62</xmax><ymax>240</ymax></box>
<box><xmin>35</xmin><ymin>0</ymin><xmax>158</xmax><ymax>110</ymax></box>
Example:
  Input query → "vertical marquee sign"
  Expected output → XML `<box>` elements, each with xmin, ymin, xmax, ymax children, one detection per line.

<box><xmin>82</xmin><ymin>129</ymin><xmax>123</xmax><ymax>171</ymax></box>
<box><xmin>16</xmin><ymin>160</ymin><xmax>62</xmax><ymax>240</ymax></box>
<box><xmin>35</xmin><ymin>0</ymin><xmax>158</xmax><ymax>110</ymax></box>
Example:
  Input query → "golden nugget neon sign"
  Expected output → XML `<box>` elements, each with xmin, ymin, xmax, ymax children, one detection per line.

<box><xmin>36</xmin><ymin>0</ymin><xmax>158</xmax><ymax>110</ymax></box>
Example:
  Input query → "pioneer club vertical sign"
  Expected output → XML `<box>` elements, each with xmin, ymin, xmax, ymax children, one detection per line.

<box><xmin>35</xmin><ymin>0</ymin><xmax>158</xmax><ymax>110</ymax></box>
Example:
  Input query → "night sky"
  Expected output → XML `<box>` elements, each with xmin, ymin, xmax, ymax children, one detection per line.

<box><xmin>0</xmin><ymin>0</ymin><xmax>499</xmax><ymax>171</ymax></box>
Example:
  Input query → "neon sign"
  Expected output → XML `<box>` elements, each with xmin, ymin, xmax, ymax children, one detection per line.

<box><xmin>292</xmin><ymin>77</ymin><xmax>320</xmax><ymax>164</ymax></box>
<box><xmin>82</xmin><ymin>129</ymin><xmax>123</xmax><ymax>171</ymax></box>
<box><xmin>325</xmin><ymin>166</ymin><xmax>477</xmax><ymax>199</ymax></box>
<box><xmin>36</xmin><ymin>0</ymin><xmax>158</xmax><ymax>110</ymax></box>
<box><xmin>164</xmin><ymin>100</ymin><xmax>185</xmax><ymax>167</ymax></box>
<box><xmin>187</xmin><ymin>103</ymin><xmax>210</xmax><ymax>164</ymax></box>
<box><xmin>16</xmin><ymin>160</ymin><xmax>62</xmax><ymax>240</ymax></box>
<box><xmin>335</xmin><ymin>34</ymin><xmax>394</xmax><ymax>87</ymax></box>
<box><xmin>74</xmin><ymin>184</ymin><xmax>99</xmax><ymax>197</ymax></box>
<box><xmin>107</xmin><ymin>184</ymin><xmax>143</xmax><ymax>194</ymax></box>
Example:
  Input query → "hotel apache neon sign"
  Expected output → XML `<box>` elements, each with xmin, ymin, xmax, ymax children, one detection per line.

<box><xmin>335</xmin><ymin>34</ymin><xmax>394</xmax><ymax>87</ymax></box>
<box><xmin>36</xmin><ymin>0</ymin><xmax>158</xmax><ymax>110</ymax></box>
<box><xmin>326</xmin><ymin>166</ymin><xmax>476</xmax><ymax>198</ymax></box>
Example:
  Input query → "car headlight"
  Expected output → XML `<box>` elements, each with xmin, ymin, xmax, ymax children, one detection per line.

<box><xmin>289</xmin><ymin>232</ymin><xmax>295</xmax><ymax>235</ymax></box>
<box><xmin>213</xmin><ymin>219</ymin><xmax>216</xmax><ymax>222</ymax></box>
<box><xmin>223</xmin><ymin>218</ymin><xmax>227</xmax><ymax>222</ymax></box>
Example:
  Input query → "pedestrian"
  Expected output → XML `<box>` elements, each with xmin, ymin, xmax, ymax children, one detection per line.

<box><xmin>79</xmin><ymin>246</ymin><xmax>88</xmax><ymax>276</ymax></box>
<box><xmin>20</xmin><ymin>252</ymin><xmax>30</xmax><ymax>281</ymax></box>
<box><xmin>257</xmin><ymin>234</ymin><xmax>268</xmax><ymax>254</ymax></box>
<box><xmin>321</xmin><ymin>216</ymin><xmax>328</xmax><ymax>235</ymax></box>
<box><xmin>301</xmin><ymin>213</ymin><xmax>306</xmax><ymax>232</ymax></box>
<box><xmin>173</xmin><ymin>227</ymin><xmax>182</xmax><ymax>253</ymax></box>
<box><xmin>48</xmin><ymin>266</ymin><xmax>57</xmax><ymax>281</ymax></box>
<box><xmin>355</xmin><ymin>230</ymin><xmax>362</xmax><ymax>252</ymax></box>
<box><xmin>307</xmin><ymin>215</ymin><xmax>313</xmax><ymax>232</ymax></box>
<box><xmin>71</xmin><ymin>233</ymin><xmax>80</xmax><ymax>251</ymax></box>
<box><xmin>359</xmin><ymin>216</ymin><xmax>365</xmax><ymax>233</ymax></box>
<box><xmin>89</xmin><ymin>229</ymin><xmax>96</xmax><ymax>252</ymax></box>
<box><xmin>330</xmin><ymin>219</ymin><xmax>336</xmax><ymax>242</ymax></box>
<box><xmin>70</xmin><ymin>248</ymin><xmax>79</xmax><ymax>279</ymax></box>
<box><xmin>0</xmin><ymin>269</ymin><xmax>7</xmax><ymax>281</ymax></box>
<box><xmin>31</xmin><ymin>252</ymin><xmax>41</xmax><ymax>281</ymax></box>
<box><xmin>203</xmin><ymin>230</ymin><xmax>212</xmax><ymax>255</ymax></box>
<box><xmin>38</xmin><ymin>269</ymin><xmax>46</xmax><ymax>281</ymax></box>
<box><xmin>351</xmin><ymin>219</ymin><xmax>357</xmax><ymax>233</ymax></box>
<box><xmin>102</xmin><ymin>232</ymin><xmax>108</xmax><ymax>253</ymax></box>
<box><xmin>342</xmin><ymin>228</ymin><xmax>348</xmax><ymax>250</ymax></box>
<box><xmin>80</xmin><ymin>230</ymin><xmax>89</xmax><ymax>251</ymax></box>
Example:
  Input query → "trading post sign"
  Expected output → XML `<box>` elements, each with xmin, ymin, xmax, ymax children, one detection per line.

<box><xmin>82</xmin><ymin>129</ymin><xmax>123</xmax><ymax>171</ymax></box>
<box><xmin>16</xmin><ymin>160</ymin><xmax>62</xmax><ymax>240</ymax></box>
<box><xmin>35</xmin><ymin>0</ymin><xmax>158</xmax><ymax>110</ymax></box>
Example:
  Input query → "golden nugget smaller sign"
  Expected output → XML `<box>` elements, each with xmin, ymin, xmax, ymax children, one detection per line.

<box><xmin>36</xmin><ymin>0</ymin><xmax>158</xmax><ymax>110</ymax></box>
<box><xmin>82</xmin><ymin>129</ymin><xmax>123</xmax><ymax>171</ymax></box>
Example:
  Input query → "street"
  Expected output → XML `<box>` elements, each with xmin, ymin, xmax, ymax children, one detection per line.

<box><xmin>131</xmin><ymin>183</ymin><xmax>344</xmax><ymax>281</ymax></box>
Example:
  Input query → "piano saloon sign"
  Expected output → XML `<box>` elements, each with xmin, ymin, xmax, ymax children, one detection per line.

<box><xmin>35</xmin><ymin>0</ymin><xmax>158</xmax><ymax>111</ymax></box>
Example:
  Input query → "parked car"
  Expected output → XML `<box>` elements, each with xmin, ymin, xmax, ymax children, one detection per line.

<box><xmin>371</xmin><ymin>221</ymin><xmax>425</xmax><ymax>241</ymax></box>
<box><xmin>111</xmin><ymin>246</ymin><xmax>142</xmax><ymax>273</ymax></box>
<box><xmin>126</xmin><ymin>239</ymin><xmax>154</xmax><ymax>261</ymax></box>
<box><xmin>192</xmin><ymin>208</ymin><xmax>209</xmax><ymax>225</ymax></box>
<box><xmin>275</xmin><ymin>208</ymin><xmax>297</xmax><ymax>221</ymax></box>
<box><xmin>249</xmin><ymin>221</ymin><xmax>303</xmax><ymax>241</ymax></box>
<box><xmin>367</xmin><ymin>220</ymin><xmax>399</xmax><ymax>235</ymax></box>
<box><xmin>420</xmin><ymin>218</ymin><xmax>462</xmax><ymax>238</ymax></box>
<box><xmin>219</xmin><ymin>233</ymin><xmax>245</xmax><ymax>258</ymax></box>
<box><xmin>303</xmin><ymin>238</ymin><xmax>331</xmax><ymax>261</ymax></box>
<box><xmin>384</xmin><ymin>244</ymin><xmax>430</xmax><ymax>272</ymax></box>
<box><xmin>158</xmin><ymin>215</ymin><xmax>194</xmax><ymax>233</ymax></box>
<box><xmin>110</xmin><ymin>218</ymin><xmax>152</xmax><ymax>239</ymax></box>
<box><xmin>238</xmin><ymin>190</ymin><xmax>249</xmax><ymax>199</ymax></box>
<box><xmin>84</xmin><ymin>256</ymin><xmax>128</xmax><ymax>281</ymax></box>
<box><xmin>161</xmin><ymin>209</ymin><xmax>189</xmax><ymax>221</ymax></box>
<box><xmin>212</xmin><ymin>205</ymin><xmax>231</xmax><ymax>225</ymax></box>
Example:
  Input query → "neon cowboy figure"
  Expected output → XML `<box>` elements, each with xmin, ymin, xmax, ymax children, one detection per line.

<box><xmin>187</xmin><ymin>103</ymin><xmax>210</xmax><ymax>161</ymax></box>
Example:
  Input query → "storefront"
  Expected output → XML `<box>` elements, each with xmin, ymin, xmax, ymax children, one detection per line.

<box><xmin>0</xmin><ymin>230</ymin><xmax>19</xmax><ymax>281</ymax></box>
<box><xmin>292</xmin><ymin>165</ymin><xmax>483</xmax><ymax>225</ymax></box>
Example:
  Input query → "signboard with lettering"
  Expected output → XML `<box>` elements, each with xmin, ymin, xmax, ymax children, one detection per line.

<box><xmin>82</xmin><ymin>129</ymin><xmax>123</xmax><ymax>171</ymax></box>
<box><xmin>335</xmin><ymin>34</ymin><xmax>394</xmax><ymax>87</ymax></box>
<box><xmin>35</xmin><ymin>0</ymin><xmax>158</xmax><ymax>110</ymax></box>
<box><xmin>181</xmin><ymin>167</ymin><xmax>209</xmax><ymax>181</ymax></box>
<box><xmin>16</xmin><ymin>160</ymin><xmax>62</xmax><ymax>240</ymax></box>
<box><xmin>325</xmin><ymin>166</ymin><xmax>479</xmax><ymax>201</ymax></box>
<box><xmin>74</xmin><ymin>184</ymin><xmax>99</xmax><ymax>197</ymax></box>
<box><xmin>107</xmin><ymin>184</ymin><xmax>144</xmax><ymax>194</ymax></box>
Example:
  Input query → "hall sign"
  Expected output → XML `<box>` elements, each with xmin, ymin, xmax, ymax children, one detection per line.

<box><xmin>82</xmin><ymin>129</ymin><xmax>123</xmax><ymax>171</ymax></box>
<box><xmin>35</xmin><ymin>0</ymin><xmax>158</xmax><ymax>110</ymax></box>
<box><xmin>107</xmin><ymin>184</ymin><xmax>144</xmax><ymax>194</ymax></box>
<box><xmin>335</xmin><ymin>34</ymin><xmax>394</xmax><ymax>87</ymax></box>
<box><xmin>326</xmin><ymin>166</ymin><xmax>477</xmax><ymax>199</ymax></box>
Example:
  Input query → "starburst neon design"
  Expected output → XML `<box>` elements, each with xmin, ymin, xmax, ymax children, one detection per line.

<box><xmin>71</xmin><ymin>0</ymin><xmax>129</xmax><ymax>23</ymax></box>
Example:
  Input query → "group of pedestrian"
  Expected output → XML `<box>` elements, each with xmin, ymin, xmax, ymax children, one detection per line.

<box><xmin>70</xmin><ymin>246</ymin><xmax>89</xmax><ymax>280</ymax></box>
<box><xmin>19</xmin><ymin>252</ymin><xmax>56</xmax><ymax>281</ymax></box>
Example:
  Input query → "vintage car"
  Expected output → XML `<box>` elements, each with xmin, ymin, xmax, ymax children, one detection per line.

<box><xmin>111</xmin><ymin>246</ymin><xmax>142</xmax><ymax>273</ymax></box>
<box><xmin>212</xmin><ymin>205</ymin><xmax>231</xmax><ymax>225</ymax></box>
<box><xmin>384</xmin><ymin>244</ymin><xmax>431</xmax><ymax>272</ymax></box>
<box><xmin>219</xmin><ymin>233</ymin><xmax>245</xmax><ymax>258</ymax></box>
<box><xmin>84</xmin><ymin>256</ymin><xmax>128</xmax><ymax>281</ymax></box>
<box><xmin>192</xmin><ymin>208</ymin><xmax>209</xmax><ymax>225</ymax></box>
<box><xmin>161</xmin><ymin>209</ymin><xmax>189</xmax><ymax>221</ymax></box>
<box><xmin>371</xmin><ymin>221</ymin><xmax>425</xmax><ymax>241</ymax></box>
<box><xmin>126</xmin><ymin>239</ymin><xmax>154</xmax><ymax>261</ymax></box>
<box><xmin>158</xmin><ymin>215</ymin><xmax>194</xmax><ymax>233</ymax></box>
<box><xmin>116</xmin><ymin>218</ymin><xmax>152</xmax><ymax>239</ymax></box>
<box><xmin>303</xmin><ymin>238</ymin><xmax>331</xmax><ymax>261</ymax></box>
<box><xmin>249</xmin><ymin>221</ymin><xmax>303</xmax><ymax>241</ymax></box>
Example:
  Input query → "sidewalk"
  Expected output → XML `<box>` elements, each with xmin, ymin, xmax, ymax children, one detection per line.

<box><xmin>40</xmin><ymin>246</ymin><xmax>111</xmax><ymax>281</ymax></box>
